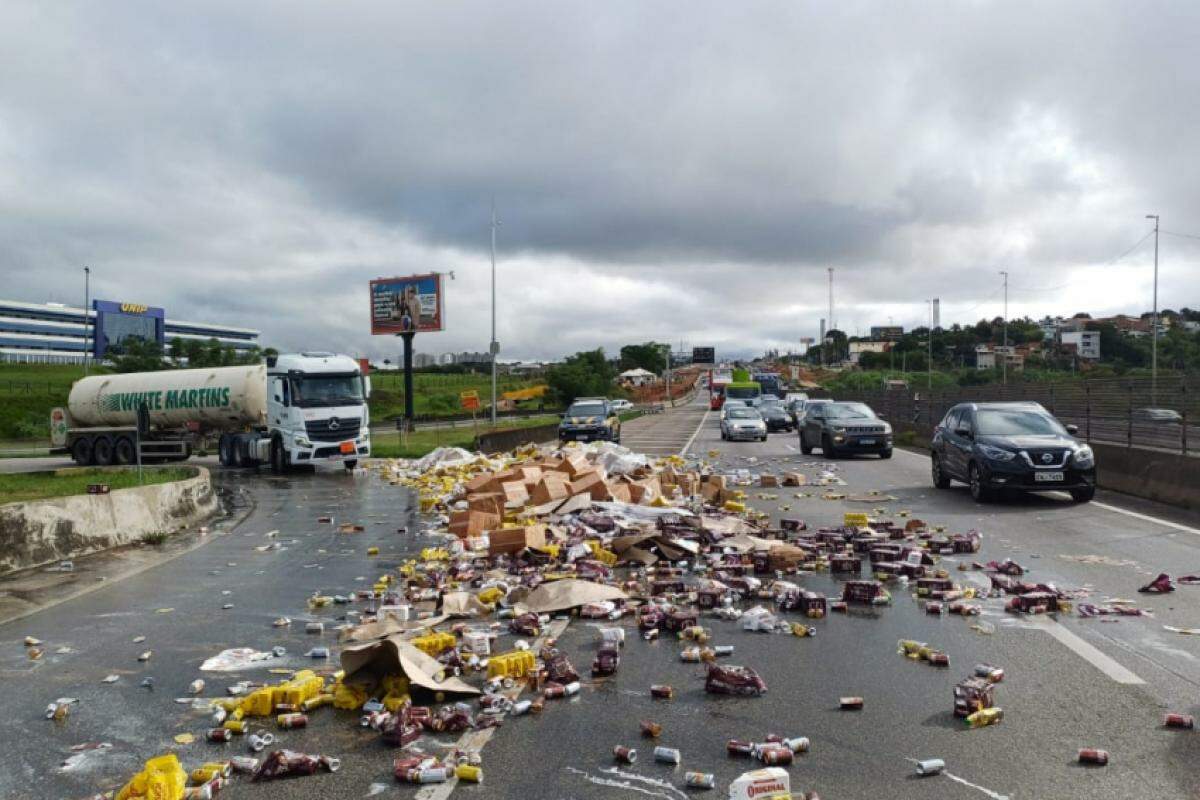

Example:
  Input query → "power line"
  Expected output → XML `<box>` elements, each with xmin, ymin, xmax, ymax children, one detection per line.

<box><xmin>1162</xmin><ymin>229</ymin><xmax>1200</xmax><ymax>242</ymax></box>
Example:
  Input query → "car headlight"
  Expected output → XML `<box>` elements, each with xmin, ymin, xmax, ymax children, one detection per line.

<box><xmin>1073</xmin><ymin>446</ymin><xmax>1094</xmax><ymax>468</ymax></box>
<box><xmin>978</xmin><ymin>443</ymin><xmax>1016</xmax><ymax>462</ymax></box>
<box><xmin>294</xmin><ymin>436</ymin><xmax>311</xmax><ymax>448</ymax></box>
<box><xmin>881</xmin><ymin>423</ymin><xmax>892</xmax><ymax>435</ymax></box>
<box><xmin>832</xmin><ymin>426</ymin><xmax>846</xmax><ymax>433</ymax></box>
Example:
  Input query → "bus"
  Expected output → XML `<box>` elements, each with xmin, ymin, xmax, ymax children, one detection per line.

<box><xmin>709</xmin><ymin>368</ymin><xmax>733</xmax><ymax>410</ymax></box>
<box><xmin>724</xmin><ymin>380</ymin><xmax>763</xmax><ymax>407</ymax></box>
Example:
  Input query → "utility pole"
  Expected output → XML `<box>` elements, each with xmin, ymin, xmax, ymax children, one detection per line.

<box><xmin>83</xmin><ymin>266</ymin><xmax>91</xmax><ymax>375</ymax></box>
<box><xmin>1000</xmin><ymin>270</ymin><xmax>1009</xmax><ymax>385</ymax></box>
<box><xmin>827</xmin><ymin>268</ymin><xmax>834</xmax><ymax>363</ymax></box>
<box><xmin>663</xmin><ymin>344</ymin><xmax>672</xmax><ymax>405</ymax></box>
<box><xmin>926</xmin><ymin>299</ymin><xmax>933</xmax><ymax>390</ymax></box>
<box><xmin>1146</xmin><ymin>214</ymin><xmax>1160</xmax><ymax>403</ymax></box>
<box><xmin>489</xmin><ymin>201</ymin><xmax>500</xmax><ymax>425</ymax></box>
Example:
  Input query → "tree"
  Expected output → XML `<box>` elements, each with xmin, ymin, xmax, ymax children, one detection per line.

<box><xmin>619</xmin><ymin>342</ymin><xmax>667</xmax><ymax>374</ymax></box>
<box><xmin>110</xmin><ymin>337</ymin><xmax>170</xmax><ymax>372</ymax></box>
<box><xmin>184</xmin><ymin>338</ymin><xmax>205</xmax><ymax>366</ymax></box>
<box><xmin>168</xmin><ymin>337</ymin><xmax>185</xmax><ymax>364</ymax></box>
<box><xmin>546</xmin><ymin>349</ymin><xmax>615</xmax><ymax>405</ymax></box>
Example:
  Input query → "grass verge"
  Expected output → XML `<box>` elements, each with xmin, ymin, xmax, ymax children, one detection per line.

<box><xmin>370</xmin><ymin>415</ymin><xmax>559</xmax><ymax>459</ymax></box>
<box><xmin>0</xmin><ymin>467</ymin><xmax>193</xmax><ymax>505</ymax></box>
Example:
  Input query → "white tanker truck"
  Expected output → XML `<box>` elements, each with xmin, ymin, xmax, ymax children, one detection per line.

<box><xmin>50</xmin><ymin>352</ymin><xmax>371</xmax><ymax>471</ymax></box>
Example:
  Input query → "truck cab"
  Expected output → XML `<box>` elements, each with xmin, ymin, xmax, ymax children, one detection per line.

<box><xmin>221</xmin><ymin>352</ymin><xmax>371</xmax><ymax>471</ymax></box>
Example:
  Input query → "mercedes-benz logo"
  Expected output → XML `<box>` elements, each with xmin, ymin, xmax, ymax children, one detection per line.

<box><xmin>328</xmin><ymin>418</ymin><xmax>341</xmax><ymax>430</ymax></box>
<box><xmin>1041</xmin><ymin>452</ymin><xmax>1053</xmax><ymax>464</ymax></box>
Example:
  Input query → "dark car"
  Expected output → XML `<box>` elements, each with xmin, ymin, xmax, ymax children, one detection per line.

<box><xmin>800</xmin><ymin>401</ymin><xmax>892</xmax><ymax>458</ymax></box>
<box><xmin>759</xmin><ymin>403</ymin><xmax>794</xmax><ymax>432</ymax></box>
<box><xmin>558</xmin><ymin>398</ymin><xmax>621</xmax><ymax>443</ymax></box>
<box><xmin>791</xmin><ymin>397</ymin><xmax>832</xmax><ymax>427</ymax></box>
<box><xmin>930</xmin><ymin>402</ymin><xmax>1095</xmax><ymax>503</ymax></box>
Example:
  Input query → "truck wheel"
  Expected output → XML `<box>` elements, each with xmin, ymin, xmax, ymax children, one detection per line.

<box><xmin>71</xmin><ymin>437</ymin><xmax>94</xmax><ymax>466</ymax></box>
<box><xmin>343</xmin><ymin>460</ymin><xmax>358</xmax><ymax>470</ymax></box>
<box><xmin>92</xmin><ymin>435</ymin><xmax>115</xmax><ymax>466</ymax></box>
<box><xmin>270</xmin><ymin>438</ymin><xmax>290</xmax><ymax>474</ymax></box>
<box><xmin>822</xmin><ymin>434</ymin><xmax>837</xmax><ymax>458</ymax></box>
<box><xmin>800</xmin><ymin>432</ymin><xmax>812</xmax><ymax>455</ymax></box>
<box><xmin>218</xmin><ymin>434</ymin><xmax>232</xmax><ymax>467</ymax></box>
<box><xmin>114</xmin><ymin>436</ymin><xmax>136</xmax><ymax>465</ymax></box>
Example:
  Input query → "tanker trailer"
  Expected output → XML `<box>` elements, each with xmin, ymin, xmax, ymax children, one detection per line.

<box><xmin>51</xmin><ymin>352</ymin><xmax>371</xmax><ymax>471</ymax></box>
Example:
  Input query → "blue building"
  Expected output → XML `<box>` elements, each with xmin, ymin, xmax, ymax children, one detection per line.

<box><xmin>0</xmin><ymin>298</ymin><xmax>260</xmax><ymax>364</ymax></box>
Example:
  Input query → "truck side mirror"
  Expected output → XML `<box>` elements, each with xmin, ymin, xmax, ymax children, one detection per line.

<box><xmin>364</xmin><ymin>376</ymin><xmax>372</xmax><ymax>399</ymax></box>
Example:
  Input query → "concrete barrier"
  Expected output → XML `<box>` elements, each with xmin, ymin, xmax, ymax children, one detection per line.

<box><xmin>0</xmin><ymin>467</ymin><xmax>218</xmax><ymax>575</ymax></box>
<box><xmin>1090</xmin><ymin>442</ymin><xmax>1200</xmax><ymax>511</ymax></box>
<box><xmin>475</xmin><ymin>423</ymin><xmax>561</xmax><ymax>454</ymax></box>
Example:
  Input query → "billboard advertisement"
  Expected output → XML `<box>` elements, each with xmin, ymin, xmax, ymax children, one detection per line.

<box><xmin>870</xmin><ymin>326</ymin><xmax>904</xmax><ymax>341</ymax></box>
<box><xmin>692</xmin><ymin>346</ymin><xmax>715</xmax><ymax>364</ymax></box>
<box><xmin>369</xmin><ymin>274</ymin><xmax>444</xmax><ymax>334</ymax></box>
<box><xmin>93</xmin><ymin>300</ymin><xmax>165</xmax><ymax>358</ymax></box>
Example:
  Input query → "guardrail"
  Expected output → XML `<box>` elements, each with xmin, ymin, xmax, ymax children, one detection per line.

<box><xmin>840</xmin><ymin>375</ymin><xmax>1198</xmax><ymax>456</ymax></box>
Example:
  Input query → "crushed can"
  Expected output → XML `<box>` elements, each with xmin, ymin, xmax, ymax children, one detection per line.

<box><xmin>727</xmin><ymin>739</ymin><xmax>754</xmax><ymax>757</ymax></box>
<box><xmin>654</xmin><ymin>746</ymin><xmax>681</xmax><ymax>764</ymax></box>
<box><xmin>964</xmin><ymin>707</ymin><xmax>1003</xmax><ymax>728</ymax></box>
<box><xmin>1164</xmin><ymin>713</ymin><xmax>1195</xmax><ymax>729</ymax></box>
<box><xmin>229</xmin><ymin>756</ymin><xmax>259</xmax><ymax>774</ymax></box>
<box><xmin>206</xmin><ymin>728</ymin><xmax>233</xmax><ymax>743</ymax></box>
<box><xmin>973</xmin><ymin>663</ymin><xmax>1004</xmax><ymax>683</ymax></box>
<box><xmin>785</xmin><ymin>736</ymin><xmax>810</xmax><ymax>754</ymax></box>
<box><xmin>685</xmin><ymin>772</ymin><xmax>716</xmax><ymax>789</ymax></box>
<box><xmin>455</xmin><ymin>764</ymin><xmax>483</xmax><ymax>782</ymax></box>
<box><xmin>277</xmin><ymin>713</ymin><xmax>308</xmax><ymax>729</ymax></box>
<box><xmin>650</xmin><ymin>685</ymin><xmax>674</xmax><ymax>700</ymax></box>
<box><xmin>927</xmin><ymin>651</ymin><xmax>950</xmax><ymax>667</ymax></box>
<box><xmin>915</xmin><ymin>758</ymin><xmax>944</xmax><ymax>776</ymax></box>
<box><xmin>839</xmin><ymin>696</ymin><xmax>864</xmax><ymax>710</ymax></box>
<box><xmin>640</xmin><ymin>720</ymin><xmax>663</xmax><ymax>738</ymax></box>
<box><xmin>1078</xmin><ymin>749</ymin><xmax>1108</xmax><ymax>766</ymax></box>
<box><xmin>613</xmin><ymin>745</ymin><xmax>637</xmax><ymax>764</ymax></box>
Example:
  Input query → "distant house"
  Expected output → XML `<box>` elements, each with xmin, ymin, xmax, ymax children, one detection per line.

<box><xmin>618</xmin><ymin>367</ymin><xmax>657</xmax><ymax>387</ymax></box>
<box><xmin>1060</xmin><ymin>331</ymin><xmax>1101</xmax><ymax>360</ymax></box>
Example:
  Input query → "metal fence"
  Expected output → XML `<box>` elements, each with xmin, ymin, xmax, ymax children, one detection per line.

<box><xmin>840</xmin><ymin>375</ymin><xmax>1199</xmax><ymax>455</ymax></box>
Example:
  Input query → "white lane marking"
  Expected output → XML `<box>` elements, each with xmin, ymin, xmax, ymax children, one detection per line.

<box><xmin>1091</xmin><ymin>502</ymin><xmax>1200</xmax><ymax>536</ymax></box>
<box><xmin>943</xmin><ymin>771</ymin><xmax>1010</xmax><ymax>800</ymax></box>
<box><xmin>1029</xmin><ymin>617</ymin><xmax>1144</xmax><ymax>684</ymax></box>
<box><xmin>680</xmin><ymin>408</ymin><xmax>711</xmax><ymax>456</ymax></box>
<box><xmin>416</xmin><ymin>618</ymin><xmax>571</xmax><ymax>800</ymax></box>
<box><xmin>892</xmin><ymin>448</ymin><xmax>1200</xmax><ymax>536</ymax></box>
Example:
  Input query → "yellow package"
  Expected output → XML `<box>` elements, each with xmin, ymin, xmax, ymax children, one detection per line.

<box><xmin>333</xmin><ymin>682</ymin><xmax>369</xmax><ymax>710</ymax></box>
<box><xmin>117</xmin><ymin>753</ymin><xmax>187</xmax><ymax>800</ymax></box>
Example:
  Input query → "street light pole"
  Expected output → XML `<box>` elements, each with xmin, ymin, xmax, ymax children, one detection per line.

<box><xmin>926</xmin><ymin>299</ymin><xmax>933</xmax><ymax>390</ymax></box>
<box><xmin>83</xmin><ymin>266</ymin><xmax>90</xmax><ymax>374</ymax></box>
<box><xmin>489</xmin><ymin>202</ymin><xmax>500</xmax><ymax>425</ymax></box>
<box><xmin>1000</xmin><ymin>270</ymin><xmax>1008</xmax><ymax>385</ymax></box>
<box><xmin>1146</xmin><ymin>214</ymin><xmax>1160</xmax><ymax>403</ymax></box>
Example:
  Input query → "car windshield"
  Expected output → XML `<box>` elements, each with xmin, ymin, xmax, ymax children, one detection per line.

<box><xmin>727</xmin><ymin>408</ymin><xmax>759</xmax><ymax>420</ymax></box>
<box><xmin>291</xmin><ymin>374</ymin><xmax>363</xmax><ymax>408</ymax></box>
<box><xmin>568</xmin><ymin>403</ymin><xmax>605</xmax><ymax>417</ymax></box>
<box><xmin>975</xmin><ymin>408</ymin><xmax>1066</xmax><ymax>436</ymax></box>
<box><xmin>823</xmin><ymin>403</ymin><xmax>875</xmax><ymax>420</ymax></box>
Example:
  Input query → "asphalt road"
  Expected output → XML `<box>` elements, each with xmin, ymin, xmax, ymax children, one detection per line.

<box><xmin>4</xmin><ymin>393</ymin><xmax>1200</xmax><ymax>799</ymax></box>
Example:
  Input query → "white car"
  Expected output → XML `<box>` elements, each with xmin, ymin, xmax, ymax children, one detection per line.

<box><xmin>609</xmin><ymin>399</ymin><xmax>634</xmax><ymax>413</ymax></box>
<box><xmin>721</xmin><ymin>407</ymin><xmax>767</xmax><ymax>441</ymax></box>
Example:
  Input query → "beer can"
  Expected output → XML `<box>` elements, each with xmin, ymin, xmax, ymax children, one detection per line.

<box><xmin>654</xmin><ymin>746</ymin><xmax>681</xmax><ymax>764</ymax></box>
<box><xmin>840</xmin><ymin>696</ymin><xmax>864</xmax><ymax>710</ymax></box>
<box><xmin>206</xmin><ymin>728</ymin><xmax>232</xmax><ymax>743</ymax></box>
<box><xmin>1164</xmin><ymin>713</ymin><xmax>1194</xmax><ymax>729</ymax></box>
<box><xmin>759</xmin><ymin>745</ymin><xmax>793</xmax><ymax>766</ymax></box>
<box><xmin>183</xmin><ymin>786</ymin><xmax>212</xmax><ymax>800</ymax></box>
<box><xmin>223</xmin><ymin>720</ymin><xmax>246</xmax><ymax>734</ymax></box>
<box><xmin>613</xmin><ymin>745</ymin><xmax>637</xmax><ymax>764</ymax></box>
<box><xmin>926</xmin><ymin>601</ymin><xmax>943</xmax><ymax>615</ymax></box>
<box><xmin>276</xmin><ymin>713</ymin><xmax>308</xmax><ymax>729</ymax></box>
<box><xmin>713</xmin><ymin>645</ymin><xmax>735</xmax><ymax>656</ymax></box>
<box><xmin>1078</xmin><ymin>748</ymin><xmax>1109</xmax><ymax>766</ymax></box>
<box><xmin>301</xmin><ymin>694</ymin><xmax>333</xmax><ymax>712</ymax></box>
<box><xmin>650</xmin><ymin>684</ymin><xmax>674</xmax><ymax>699</ymax></box>
<box><xmin>785</xmin><ymin>736</ymin><xmax>810</xmax><ymax>753</ymax></box>
<box><xmin>927</xmin><ymin>651</ymin><xmax>950</xmax><ymax>667</ymax></box>
<box><xmin>229</xmin><ymin>756</ymin><xmax>259</xmax><ymax>774</ymax></box>
<box><xmin>189</xmin><ymin>680</ymin><xmax>205</xmax><ymax>695</ymax></box>
<box><xmin>543</xmin><ymin>683</ymin><xmax>565</xmax><ymax>700</ymax></box>
<box><xmin>274</xmin><ymin>703</ymin><xmax>299</xmax><ymax>714</ymax></box>
<box><xmin>511</xmin><ymin>700</ymin><xmax>532</xmax><ymax>716</ymax></box>
<box><xmin>915</xmin><ymin>758</ymin><xmax>945</xmax><ymax>776</ymax></box>
<box><xmin>973</xmin><ymin>663</ymin><xmax>1004</xmax><ymax>683</ymax></box>
<box><xmin>414</xmin><ymin>767</ymin><xmax>449</xmax><ymax>783</ymax></box>
<box><xmin>643</xmin><ymin>629</ymin><xmax>660</xmax><ymax>641</ymax></box>
<box><xmin>726</xmin><ymin>739</ymin><xmax>754</xmax><ymax>756</ymax></box>
<box><xmin>455</xmin><ymin>764</ymin><xmax>483</xmax><ymax>782</ymax></box>
<box><xmin>684</xmin><ymin>772</ymin><xmax>716</xmax><ymax>788</ymax></box>
<box><xmin>563</xmin><ymin>681</ymin><xmax>581</xmax><ymax>697</ymax></box>
<box><xmin>640</xmin><ymin>720</ymin><xmax>663</xmax><ymax>738</ymax></box>
<box><xmin>830</xmin><ymin>601</ymin><xmax>848</xmax><ymax>612</ymax></box>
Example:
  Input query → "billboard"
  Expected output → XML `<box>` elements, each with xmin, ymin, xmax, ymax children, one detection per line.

<box><xmin>369</xmin><ymin>274</ymin><xmax>444</xmax><ymax>334</ymax></box>
<box><xmin>692</xmin><ymin>346</ymin><xmax>715</xmax><ymax>364</ymax></box>
<box><xmin>870</xmin><ymin>326</ymin><xmax>904</xmax><ymax>341</ymax></box>
<box><xmin>93</xmin><ymin>299</ymin><xmax>165</xmax><ymax>358</ymax></box>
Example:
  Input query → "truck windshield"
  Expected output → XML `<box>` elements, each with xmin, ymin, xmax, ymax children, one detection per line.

<box><xmin>726</xmin><ymin>384</ymin><xmax>761</xmax><ymax>400</ymax></box>
<box><xmin>291</xmin><ymin>374</ymin><xmax>363</xmax><ymax>408</ymax></box>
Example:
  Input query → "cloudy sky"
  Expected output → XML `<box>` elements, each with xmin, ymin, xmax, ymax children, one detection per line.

<box><xmin>2</xmin><ymin>1</ymin><xmax>1198</xmax><ymax>362</ymax></box>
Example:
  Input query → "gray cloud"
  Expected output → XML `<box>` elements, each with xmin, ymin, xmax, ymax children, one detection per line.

<box><xmin>1</xmin><ymin>1</ymin><xmax>1198</xmax><ymax>362</ymax></box>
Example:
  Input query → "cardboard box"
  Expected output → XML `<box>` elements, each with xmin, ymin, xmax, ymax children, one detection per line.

<box><xmin>556</xmin><ymin>453</ymin><xmax>591</xmax><ymax>478</ymax></box>
<box><xmin>571</xmin><ymin>471</ymin><xmax>608</xmax><ymax>500</ymax></box>
<box><xmin>760</xmin><ymin>474</ymin><xmax>779</xmax><ymax>488</ymax></box>
<box><xmin>608</xmin><ymin>481</ymin><xmax>632</xmax><ymax>503</ymax></box>
<box><xmin>487</xmin><ymin>525</ymin><xmax>547</xmax><ymax>557</ymax></box>
<box><xmin>449</xmin><ymin>510</ymin><xmax>502</xmax><ymax>539</ymax></box>
<box><xmin>465</xmin><ymin>473</ymin><xmax>496</xmax><ymax>493</ymax></box>
<box><xmin>530</xmin><ymin>475</ymin><xmax>571</xmax><ymax>506</ymax></box>
<box><xmin>781</xmin><ymin>473</ymin><xmax>806</xmax><ymax>487</ymax></box>
<box><xmin>499</xmin><ymin>480</ymin><xmax>530</xmax><ymax>507</ymax></box>
<box><xmin>468</xmin><ymin>492</ymin><xmax>505</xmax><ymax>516</ymax></box>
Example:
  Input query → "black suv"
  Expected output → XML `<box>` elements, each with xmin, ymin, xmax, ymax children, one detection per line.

<box><xmin>799</xmin><ymin>401</ymin><xmax>892</xmax><ymax>458</ymax></box>
<box><xmin>930</xmin><ymin>402</ymin><xmax>1096</xmax><ymax>503</ymax></box>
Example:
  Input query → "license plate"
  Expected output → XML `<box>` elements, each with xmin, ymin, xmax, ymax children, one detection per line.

<box><xmin>339</xmin><ymin>441</ymin><xmax>355</xmax><ymax>454</ymax></box>
<box><xmin>1034</xmin><ymin>471</ymin><xmax>1064</xmax><ymax>482</ymax></box>
<box><xmin>858</xmin><ymin>438</ymin><xmax>875</xmax><ymax>446</ymax></box>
